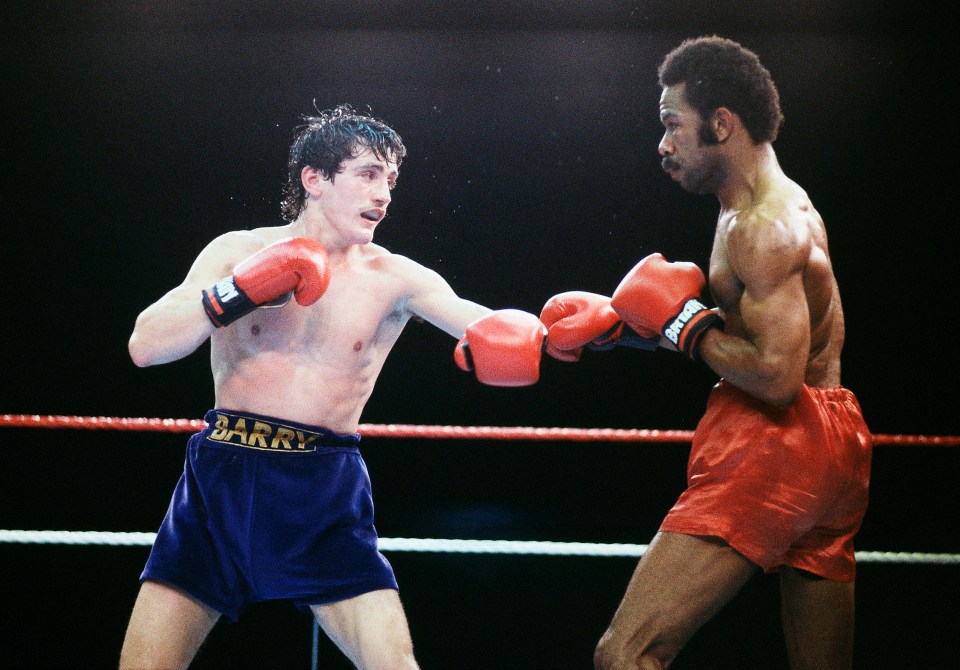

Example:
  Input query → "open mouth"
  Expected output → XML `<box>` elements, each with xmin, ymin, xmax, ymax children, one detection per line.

<box><xmin>361</xmin><ymin>210</ymin><xmax>382</xmax><ymax>222</ymax></box>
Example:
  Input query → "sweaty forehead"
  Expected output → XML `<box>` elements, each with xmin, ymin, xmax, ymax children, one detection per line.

<box><xmin>347</xmin><ymin>147</ymin><xmax>399</xmax><ymax>173</ymax></box>
<box><xmin>659</xmin><ymin>83</ymin><xmax>689</xmax><ymax>115</ymax></box>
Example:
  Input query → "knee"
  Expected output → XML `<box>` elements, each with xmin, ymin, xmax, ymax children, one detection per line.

<box><xmin>372</xmin><ymin>657</ymin><xmax>418</xmax><ymax>670</ymax></box>
<box><xmin>593</xmin><ymin>635</ymin><xmax>620</xmax><ymax>670</ymax></box>
<box><xmin>594</xmin><ymin>627</ymin><xmax>669</xmax><ymax>670</ymax></box>
<box><xmin>359</xmin><ymin>645</ymin><xmax>418</xmax><ymax>670</ymax></box>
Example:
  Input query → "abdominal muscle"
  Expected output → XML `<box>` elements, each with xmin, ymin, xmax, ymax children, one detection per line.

<box><xmin>208</xmin><ymin>306</ymin><xmax>407</xmax><ymax>433</ymax></box>
<box><xmin>213</xmin><ymin>354</ymin><xmax>382</xmax><ymax>434</ymax></box>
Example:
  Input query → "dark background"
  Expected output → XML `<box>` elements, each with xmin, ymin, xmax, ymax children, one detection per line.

<box><xmin>3</xmin><ymin>2</ymin><xmax>958</xmax><ymax>668</ymax></box>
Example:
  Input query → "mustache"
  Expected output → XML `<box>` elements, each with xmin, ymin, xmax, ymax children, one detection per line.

<box><xmin>662</xmin><ymin>157</ymin><xmax>680</xmax><ymax>171</ymax></box>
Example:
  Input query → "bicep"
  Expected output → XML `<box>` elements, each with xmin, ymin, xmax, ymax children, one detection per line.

<box><xmin>150</xmin><ymin>232</ymin><xmax>264</xmax><ymax>311</ymax></box>
<box><xmin>727</xmin><ymin>219</ymin><xmax>811</xmax><ymax>380</ymax></box>
<box><xmin>738</xmin><ymin>273</ymin><xmax>809</xmax><ymax>363</ymax></box>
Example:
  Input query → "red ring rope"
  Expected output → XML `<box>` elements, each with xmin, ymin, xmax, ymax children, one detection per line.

<box><xmin>2</xmin><ymin>414</ymin><xmax>957</xmax><ymax>446</ymax></box>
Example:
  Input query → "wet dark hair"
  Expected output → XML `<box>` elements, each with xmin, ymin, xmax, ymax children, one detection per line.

<box><xmin>658</xmin><ymin>36</ymin><xmax>784</xmax><ymax>144</ymax></box>
<box><xmin>280</xmin><ymin>104</ymin><xmax>406</xmax><ymax>222</ymax></box>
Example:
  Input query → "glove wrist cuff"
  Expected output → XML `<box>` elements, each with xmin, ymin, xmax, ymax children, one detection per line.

<box><xmin>664</xmin><ymin>298</ymin><xmax>722</xmax><ymax>360</ymax></box>
<box><xmin>202</xmin><ymin>276</ymin><xmax>256</xmax><ymax>328</ymax></box>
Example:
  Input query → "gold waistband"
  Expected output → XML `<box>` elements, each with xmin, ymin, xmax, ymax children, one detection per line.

<box><xmin>204</xmin><ymin>411</ymin><xmax>355</xmax><ymax>453</ymax></box>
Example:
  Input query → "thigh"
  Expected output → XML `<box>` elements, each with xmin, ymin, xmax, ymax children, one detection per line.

<box><xmin>598</xmin><ymin>532</ymin><xmax>758</xmax><ymax>667</ymax></box>
<box><xmin>119</xmin><ymin>580</ymin><xmax>221</xmax><ymax>670</ymax></box>
<box><xmin>779</xmin><ymin>567</ymin><xmax>854</xmax><ymax>670</ymax></box>
<box><xmin>311</xmin><ymin>588</ymin><xmax>417</xmax><ymax>670</ymax></box>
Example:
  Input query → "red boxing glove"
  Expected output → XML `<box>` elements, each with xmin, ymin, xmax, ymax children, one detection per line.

<box><xmin>611</xmin><ymin>253</ymin><xmax>721</xmax><ymax>359</ymax></box>
<box><xmin>540</xmin><ymin>291</ymin><xmax>658</xmax><ymax>362</ymax></box>
<box><xmin>202</xmin><ymin>237</ymin><xmax>331</xmax><ymax>328</ymax></box>
<box><xmin>454</xmin><ymin>310</ymin><xmax>546</xmax><ymax>387</ymax></box>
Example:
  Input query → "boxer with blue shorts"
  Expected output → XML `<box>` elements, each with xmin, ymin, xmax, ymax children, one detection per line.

<box><xmin>121</xmin><ymin>105</ymin><xmax>540</xmax><ymax>669</ymax></box>
<box><xmin>142</xmin><ymin>410</ymin><xmax>398</xmax><ymax>621</ymax></box>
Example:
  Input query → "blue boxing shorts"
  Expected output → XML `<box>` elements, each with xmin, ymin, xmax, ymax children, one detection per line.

<box><xmin>141</xmin><ymin>409</ymin><xmax>398</xmax><ymax>621</ymax></box>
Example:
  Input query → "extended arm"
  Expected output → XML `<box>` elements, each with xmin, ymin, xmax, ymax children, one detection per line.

<box><xmin>402</xmin><ymin>261</ymin><xmax>545</xmax><ymax>387</ymax></box>
<box><xmin>403</xmin><ymin>268</ymin><xmax>492</xmax><ymax>339</ymax></box>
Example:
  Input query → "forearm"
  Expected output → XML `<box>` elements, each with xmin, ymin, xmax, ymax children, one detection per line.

<box><xmin>445</xmin><ymin>299</ymin><xmax>493</xmax><ymax>338</ymax></box>
<box><xmin>412</xmin><ymin>294</ymin><xmax>492</xmax><ymax>339</ymax></box>
<box><xmin>128</xmin><ymin>295</ymin><xmax>215</xmax><ymax>367</ymax></box>
<box><xmin>698</xmin><ymin>328</ymin><xmax>804</xmax><ymax>408</ymax></box>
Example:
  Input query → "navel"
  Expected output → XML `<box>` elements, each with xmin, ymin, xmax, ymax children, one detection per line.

<box><xmin>353</xmin><ymin>340</ymin><xmax>363</xmax><ymax>351</ymax></box>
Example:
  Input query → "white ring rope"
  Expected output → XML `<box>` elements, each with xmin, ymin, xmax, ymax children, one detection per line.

<box><xmin>1</xmin><ymin>529</ymin><xmax>957</xmax><ymax>565</ymax></box>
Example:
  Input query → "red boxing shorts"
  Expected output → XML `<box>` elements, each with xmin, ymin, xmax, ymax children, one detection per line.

<box><xmin>660</xmin><ymin>380</ymin><xmax>872</xmax><ymax>582</ymax></box>
<box><xmin>141</xmin><ymin>409</ymin><xmax>398</xmax><ymax>621</ymax></box>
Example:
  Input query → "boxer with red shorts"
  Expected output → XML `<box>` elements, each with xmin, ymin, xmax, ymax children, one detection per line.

<box><xmin>541</xmin><ymin>37</ymin><xmax>871</xmax><ymax>669</ymax></box>
<box><xmin>661</xmin><ymin>381</ymin><xmax>872</xmax><ymax>582</ymax></box>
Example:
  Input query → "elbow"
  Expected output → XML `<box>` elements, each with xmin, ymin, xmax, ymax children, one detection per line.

<box><xmin>128</xmin><ymin>332</ymin><xmax>158</xmax><ymax>368</ymax></box>
<box><xmin>763</xmin><ymin>386</ymin><xmax>801</xmax><ymax>410</ymax></box>
<box><xmin>754</xmin><ymin>360</ymin><xmax>804</xmax><ymax>409</ymax></box>
<box><xmin>128</xmin><ymin>337</ymin><xmax>150</xmax><ymax>368</ymax></box>
<box><xmin>746</xmin><ymin>377</ymin><xmax>801</xmax><ymax>409</ymax></box>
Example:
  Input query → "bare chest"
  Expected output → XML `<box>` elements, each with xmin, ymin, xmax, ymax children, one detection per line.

<box><xmin>708</xmin><ymin>231</ymin><xmax>743</xmax><ymax>314</ymax></box>
<box><xmin>219</xmin><ymin>271</ymin><xmax>410</xmax><ymax>365</ymax></box>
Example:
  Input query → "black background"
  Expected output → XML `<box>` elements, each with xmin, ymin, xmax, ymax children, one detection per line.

<box><xmin>2</xmin><ymin>2</ymin><xmax>958</xmax><ymax>668</ymax></box>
